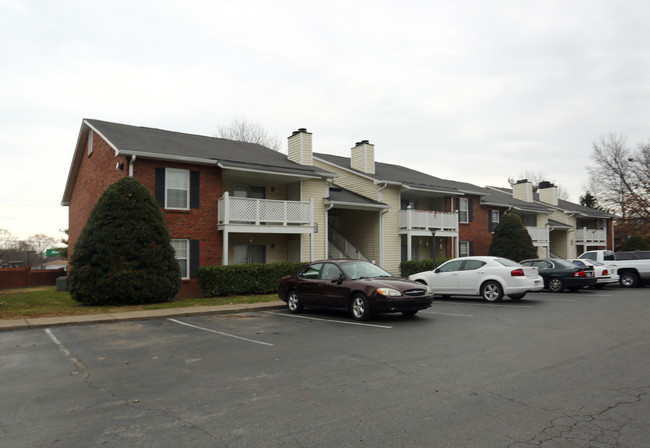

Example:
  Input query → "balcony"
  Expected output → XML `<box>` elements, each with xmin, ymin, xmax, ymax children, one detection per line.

<box><xmin>526</xmin><ymin>226</ymin><xmax>550</xmax><ymax>246</ymax></box>
<box><xmin>575</xmin><ymin>227</ymin><xmax>606</xmax><ymax>244</ymax></box>
<box><xmin>218</xmin><ymin>192</ymin><xmax>313</xmax><ymax>232</ymax></box>
<box><xmin>398</xmin><ymin>209</ymin><xmax>458</xmax><ymax>236</ymax></box>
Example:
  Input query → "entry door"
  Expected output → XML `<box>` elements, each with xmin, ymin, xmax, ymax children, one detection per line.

<box><xmin>432</xmin><ymin>259</ymin><xmax>463</xmax><ymax>293</ymax></box>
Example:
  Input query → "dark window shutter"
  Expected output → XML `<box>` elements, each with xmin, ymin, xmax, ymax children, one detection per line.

<box><xmin>190</xmin><ymin>239</ymin><xmax>200</xmax><ymax>278</ymax></box>
<box><xmin>155</xmin><ymin>168</ymin><xmax>165</xmax><ymax>207</ymax></box>
<box><xmin>468</xmin><ymin>198</ymin><xmax>473</xmax><ymax>222</ymax></box>
<box><xmin>469</xmin><ymin>241</ymin><xmax>474</xmax><ymax>256</ymax></box>
<box><xmin>455</xmin><ymin>198</ymin><xmax>459</xmax><ymax>211</ymax></box>
<box><xmin>190</xmin><ymin>170</ymin><xmax>200</xmax><ymax>209</ymax></box>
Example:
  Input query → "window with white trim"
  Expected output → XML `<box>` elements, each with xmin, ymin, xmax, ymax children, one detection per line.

<box><xmin>459</xmin><ymin>198</ymin><xmax>469</xmax><ymax>223</ymax></box>
<box><xmin>88</xmin><ymin>130</ymin><xmax>93</xmax><ymax>155</ymax></box>
<box><xmin>171</xmin><ymin>239</ymin><xmax>189</xmax><ymax>279</ymax></box>
<box><xmin>459</xmin><ymin>241</ymin><xmax>470</xmax><ymax>257</ymax></box>
<box><xmin>166</xmin><ymin>169</ymin><xmax>190</xmax><ymax>209</ymax></box>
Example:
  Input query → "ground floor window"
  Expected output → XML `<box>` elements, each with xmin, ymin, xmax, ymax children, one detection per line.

<box><xmin>460</xmin><ymin>241</ymin><xmax>470</xmax><ymax>257</ymax></box>
<box><xmin>171</xmin><ymin>239</ymin><xmax>189</xmax><ymax>278</ymax></box>
<box><xmin>234</xmin><ymin>244</ymin><xmax>266</xmax><ymax>264</ymax></box>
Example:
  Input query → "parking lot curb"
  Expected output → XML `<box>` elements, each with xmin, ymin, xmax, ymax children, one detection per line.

<box><xmin>0</xmin><ymin>301</ymin><xmax>287</xmax><ymax>332</ymax></box>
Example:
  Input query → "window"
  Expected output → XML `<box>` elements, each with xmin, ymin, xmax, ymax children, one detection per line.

<box><xmin>88</xmin><ymin>130</ymin><xmax>93</xmax><ymax>155</ymax></box>
<box><xmin>460</xmin><ymin>241</ymin><xmax>470</xmax><ymax>257</ymax></box>
<box><xmin>171</xmin><ymin>239</ymin><xmax>189</xmax><ymax>279</ymax></box>
<box><xmin>234</xmin><ymin>184</ymin><xmax>265</xmax><ymax>199</ymax></box>
<box><xmin>401</xmin><ymin>199</ymin><xmax>418</xmax><ymax>210</ymax></box>
<box><xmin>166</xmin><ymin>169</ymin><xmax>189</xmax><ymax>209</ymax></box>
<box><xmin>438</xmin><ymin>260</ymin><xmax>463</xmax><ymax>273</ymax></box>
<box><xmin>489</xmin><ymin>210</ymin><xmax>500</xmax><ymax>232</ymax></box>
<box><xmin>299</xmin><ymin>263</ymin><xmax>323</xmax><ymax>279</ymax></box>
<box><xmin>233</xmin><ymin>244</ymin><xmax>267</xmax><ymax>265</ymax></box>
<box><xmin>463</xmin><ymin>260</ymin><xmax>486</xmax><ymax>271</ymax></box>
<box><xmin>458</xmin><ymin>198</ymin><xmax>469</xmax><ymax>223</ymax></box>
<box><xmin>321</xmin><ymin>263</ymin><xmax>343</xmax><ymax>280</ymax></box>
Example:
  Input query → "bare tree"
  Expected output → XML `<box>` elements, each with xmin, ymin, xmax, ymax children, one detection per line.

<box><xmin>216</xmin><ymin>118</ymin><xmax>283</xmax><ymax>152</ymax></box>
<box><xmin>587</xmin><ymin>132</ymin><xmax>650</xmax><ymax>244</ymax></box>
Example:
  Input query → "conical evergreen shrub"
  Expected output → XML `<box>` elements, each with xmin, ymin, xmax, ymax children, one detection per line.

<box><xmin>69</xmin><ymin>177</ymin><xmax>181</xmax><ymax>305</ymax></box>
<box><xmin>488</xmin><ymin>213</ymin><xmax>538</xmax><ymax>262</ymax></box>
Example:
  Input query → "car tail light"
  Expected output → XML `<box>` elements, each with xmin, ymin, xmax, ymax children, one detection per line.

<box><xmin>602</xmin><ymin>269</ymin><xmax>608</xmax><ymax>276</ymax></box>
<box><xmin>511</xmin><ymin>268</ymin><xmax>525</xmax><ymax>277</ymax></box>
<box><xmin>574</xmin><ymin>271</ymin><xmax>586</xmax><ymax>277</ymax></box>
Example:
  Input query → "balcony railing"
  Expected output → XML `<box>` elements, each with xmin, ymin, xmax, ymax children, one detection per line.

<box><xmin>399</xmin><ymin>209</ymin><xmax>458</xmax><ymax>232</ymax></box>
<box><xmin>218</xmin><ymin>192</ymin><xmax>313</xmax><ymax>226</ymax></box>
<box><xmin>526</xmin><ymin>226</ymin><xmax>550</xmax><ymax>245</ymax></box>
<box><xmin>575</xmin><ymin>227</ymin><xmax>606</xmax><ymax>244</ymax></box>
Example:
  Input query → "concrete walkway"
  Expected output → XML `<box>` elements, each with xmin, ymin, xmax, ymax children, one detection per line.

<box><xmin>0</xmin><ymin>301</ymin><xmax>287</xmax><ymax>332</ymax></box>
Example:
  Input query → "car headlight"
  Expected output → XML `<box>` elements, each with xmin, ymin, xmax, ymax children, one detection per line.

<box><xmin>425</xmin><ymin>285</ymin><xmax>433</xmax><ymax>295</ymax></box>
<box><xmin>377</xmin><ymin>288</ymin><xmax>402</xmax><ymax>297</ymax></box>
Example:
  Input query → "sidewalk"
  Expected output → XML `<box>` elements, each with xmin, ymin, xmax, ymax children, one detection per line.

<box><xmin>0</xmin><ymin>301</ymin><xmax>287</xmax><ymax>332</ymax></box>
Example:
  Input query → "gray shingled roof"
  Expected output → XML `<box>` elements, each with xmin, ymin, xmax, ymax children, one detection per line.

<box><xmin>314</xmin><ymin>153</ymin><xmax>486</xmax><ymax>196</ymax></box>
<box><xmin>488</xmin><ymin>186</ymin><xmax>614</xmax><ymax>218</ymax></box>
<box><xmin>482</xmin><ymin>187</ymin><xmax>553</xmax><ymax>213</ymax></box>
<box><xmin>327</xmin><ymin>185</ymin><xmax>389</xmax><ymax>209</ymax></box>
<box><xmin>86</xmin><ymin>119</ymin><xmax>332</xmax><ymax>178</ymax></box>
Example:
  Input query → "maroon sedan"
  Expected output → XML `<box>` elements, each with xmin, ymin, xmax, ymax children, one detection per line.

<box><xmin>278</xmin><ymin>260</ymin><xmax>434</xmax><ymax>321</ymax></box>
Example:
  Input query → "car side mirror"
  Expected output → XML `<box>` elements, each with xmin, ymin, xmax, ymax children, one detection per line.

<box><xmin>331</xmin><ymin>274</ymin><xmax>344</xmax><ymax>284</ymax></box>
<box><xmin>434</xmin><ymin>268</ymin><xmax>440</xmax><ymax>274</ymax></box>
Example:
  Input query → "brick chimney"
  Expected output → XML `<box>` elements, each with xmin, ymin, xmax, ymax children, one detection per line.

<box><xmin>538</xmin><ymin>181</ymin><xmax>558</xmax><ymax>206</ymax></box>
<box><xmin>351</xmin><ymin>140</ymin><xmax>375</xmax><ymax>174</ymax></box>
<box><xmin>513</xmin><ymin>179</ymin><xmax>533</xmax><ymax>202</ymax></box>
<box><xmin>287</xmin><ymin>128</ymin><xmax>312</xmax><ymax>166</ymax></box>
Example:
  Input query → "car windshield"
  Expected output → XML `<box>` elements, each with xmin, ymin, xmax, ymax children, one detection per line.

<box><xmin>494</xmin><ymin>258</ymin><xmax>522</xmax><ymax>267</ymax></box>
<box><xmin>341</xmin><ymin>261</ymin><xmax>392</xmax><ymax>280</ymax></box>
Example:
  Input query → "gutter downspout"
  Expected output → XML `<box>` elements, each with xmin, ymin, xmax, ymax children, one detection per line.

<box><xmin>377</xmin><ymin>182</ymin><xmax>389</xmax><ymax>268</ymax></box>
<box><xmin>129</xmin><ymin>155</ymin><xmax>136</xmax><ymax>176</ymax></box>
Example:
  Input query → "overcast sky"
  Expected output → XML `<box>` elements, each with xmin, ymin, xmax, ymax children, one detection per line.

<box><xmin>2</xmin><ymin>0</ymin><xmax>650</xmax><ymax>242</ymax></box>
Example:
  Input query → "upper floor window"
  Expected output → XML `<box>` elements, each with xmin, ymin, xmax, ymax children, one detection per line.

<box><xmin>234</xmin><ymin>184</ymin><xmax>265</xmax><ymax>199</ymax></box>
<box><xmin>166</xmin><ymin>169</ymin><xmax>190</xmax><ymax>209</ymax></box>
<box><xmin>401</xmin><ymin>199</ymin><xmax>418</xmax><ymax>210</ymax></box>
<box><xmin>489</xmin><ymin>210</ymin><xmax>500</xmax><ymax>232</ymax></box>
<box><xmin>458</xmin><ymin>198</ymin><xmax>469</xmax><ymax>223</ymax></box>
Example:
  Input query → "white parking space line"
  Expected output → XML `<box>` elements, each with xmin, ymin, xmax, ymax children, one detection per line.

<box><xmin>45</xmin><ymin>328</ymin><xmax>87</xmax><ymax>372</ymax></box>
<box><xmin>266</xmin><ymin>311</ymin><xmax>393</xmax><ymax>328</ymax></box>
<box><xmin>421</xmin><ymin>311</ymin><xmax>473</xmax><ymax>317</ymax></box>
<box><xmin>168</xmin><ymin>318</ymin><xmax>274</xmax><ymax>346</ymax></box>
<box><xmin>433</xmin><ymin>302</ymin><xmax>532</xmax><ymax>309</ymax></box>
<box><xmin>535</xmin><ymin>297</ymin><xmax>577</xmax><ymax>301</ymax></box>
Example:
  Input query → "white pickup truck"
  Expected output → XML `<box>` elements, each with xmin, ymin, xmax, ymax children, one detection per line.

<box><xmin>578</xmin><ymin>250</ymin><xmax>650</xmax><ymax>287</ymax></box>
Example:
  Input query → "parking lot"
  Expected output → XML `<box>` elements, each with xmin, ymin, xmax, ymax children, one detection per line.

<box><xmin>2</xmin><ymin>288</ymin><xmax>649</xmax><ymax>447</ymax></box>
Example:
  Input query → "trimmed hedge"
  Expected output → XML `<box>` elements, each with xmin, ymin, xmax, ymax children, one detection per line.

<box><xmin>198</xmin><ymin>262</ymin><xmax>308</xmax><ymax>296</ymax></box>
<box><xmin>399</xmin><ymin>258</ymin><xmax>449</xmax><ymax>278</ymax></box>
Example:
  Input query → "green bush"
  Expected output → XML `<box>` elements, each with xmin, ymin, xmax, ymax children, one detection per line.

<box><xmin>69</xmin><ymin>177</ymin><xmax>181</xmax><ymax>305</ymax></box>
<box><xmin>399</xmin><ymin>258</ymin><xmax>449</xmax><ymax>278</ymax></box>
<box><xmin>488</xmin><ymin>213</ymin><xmax>538</xmax><ymax>262</ymax></box>
<box><xmin>198</xmin><ymin>262</ymin><xmax>307</xmax><ymax>296</ymax></box>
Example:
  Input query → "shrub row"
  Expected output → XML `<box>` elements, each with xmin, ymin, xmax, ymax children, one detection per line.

<box><xmin>198</xmin><ymin>262</ymin><xmax>307</xmax><ymax>296</ymax></box>
<box><xmin>399</xmin><ymin>258</ymin><xmax>450</xmax><ymax>278</ymax></box>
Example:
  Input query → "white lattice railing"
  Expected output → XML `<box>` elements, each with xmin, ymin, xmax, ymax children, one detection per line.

<box><xmin>526</xmin><ymin>226</ymin><xmax>550</xmax><ymax>244</ymax></box>
<box><xmin>218</xmin><ymin>192</ymin><xmax>313</xmax><ymax>226</ymax></box>
<box><xmin>575</xmin><ymin>228</ymin><xmax>606</xmax><ymax>244</ymax></box>
<box><xmin>399</xmin><ymin>209</ymin><xmax>458</xmax><ymax>231</ymax></box>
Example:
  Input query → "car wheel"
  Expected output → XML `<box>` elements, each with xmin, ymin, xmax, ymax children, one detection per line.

<box><xmin>350</xmin><ymin>294</ymin><xmax>371</xmax><ymax>321</ymax></box>
<box><xmin>286</xmin><ymin>290</ymin><xmax>303</xmax><ymax>313</ymax></box>
<box><xmin>509</xmin><ymin>293</ymin><xmax>526</xmax><ymax>301</ymax></box>
<box><xmin>481</xmin><ymin>281</ymin><xmax>503</xmax><ymax>302</ymax></box>
<box><xmin>402</xmin><ymin>310</ymin><xmax>418</xmax><ymax>317</ymax></box>
<box><xmin>548</xmin><ymin>278</ymin><xmax>564</xmax><ymax>293</ymax></box>
<box><xmin>620</xmin><ymin>272</ymin><xmax>639</xmax><ymax>288</ymax></box>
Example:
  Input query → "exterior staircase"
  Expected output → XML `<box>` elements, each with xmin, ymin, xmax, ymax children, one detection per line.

<box><xmin>328</xmin><ymin>225</ymin><xmax>370</xmax><ymax>261</ymax></box>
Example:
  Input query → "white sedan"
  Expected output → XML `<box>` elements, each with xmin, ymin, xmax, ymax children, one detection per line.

<box><xmin>408</xmin><ymin>256</ymin><xmax>544</xmax><ymax>302</ymax></box>
<box><xmin>567</xmin><ymin>258</ymin><xmax>619</xmax><ymax>289</ymax></box>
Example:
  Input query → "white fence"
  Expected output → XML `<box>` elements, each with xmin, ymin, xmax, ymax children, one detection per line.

<box><xmin>575</xmin><ymin>228</ymin><xmax>606</xmax><ymax>244</ymax></box>
<box><xmin>399</xmin><ymin>209</ymin><xmax>458</xmax><ymax>231</ymax></box>
<box><xmin>218</xmin><ymin>192</ymin><xmax>313</xmax><ymax>226</ymax></box>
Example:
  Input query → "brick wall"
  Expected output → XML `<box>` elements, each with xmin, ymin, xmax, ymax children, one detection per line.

<box><xmin>67</xmin><ymin>131</ymin><xmax>223</xmax><ymax>297</ymax></box>
<box><xmin>457</xmin><ymin>196</ymin><xmax>495</xmax><ymax>256</ymax></box>
<box><xmin>68</xmin><ymin>132</ymin><xmax>128</xmax><ymax>252</ymax></box>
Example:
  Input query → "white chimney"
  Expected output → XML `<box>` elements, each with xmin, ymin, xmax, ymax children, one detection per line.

<box><xmin>538</xmin><ymin>181</ymin><xmax>558</xmax><ymax>206</ymax></box>
<box><xmin>513</xmin><ymin>179</ymin><xmax>533</xmax><ymax>202</ymax></box>
<box><xmin>287</xmin><ymin>128</ymin><xmax>312</xmax><ymax>166</ymax></box>
<box><xmin>351</xmin><ymin>140</ymin><xmax>375</xmax><ymax>174</ymax></box>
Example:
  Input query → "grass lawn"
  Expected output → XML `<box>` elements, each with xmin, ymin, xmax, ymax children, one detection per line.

<box><xmin>0</xmin><ymin>287</ymin><xmax>279</xmax><ymax>320</ymax></box>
